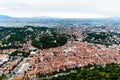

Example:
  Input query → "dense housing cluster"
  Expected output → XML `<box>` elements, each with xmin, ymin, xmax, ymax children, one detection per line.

<box><xmin>0</xmin><ymin>20</ymin><xmax>120</xmax><ymax>80</ymax></box>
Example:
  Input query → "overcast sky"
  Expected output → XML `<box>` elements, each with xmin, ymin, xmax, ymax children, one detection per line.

<box><xmin>0</xmin><ymin>0</ymin><xmax>120</xmax><ymax>18</ymax></box>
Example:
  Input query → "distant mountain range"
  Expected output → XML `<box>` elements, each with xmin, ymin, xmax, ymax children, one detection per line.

<box><xmin>1</xmin><ymin>15</ymin><xmax>120</xmax><ymax>21</ymax></box>
<box><xmin>0</xmin><ymin>15</ymin><xmax>54</xmax><ymax>20</ymax></box>
<box><xmin>0</xmin><ymin>15</ymin><xmax>13</xmax><ymax>19</ymax></box>
<box><xmin>0</xmin><ymin>15</ymin><xmax>120</xmax><ymax>27</ymax></box>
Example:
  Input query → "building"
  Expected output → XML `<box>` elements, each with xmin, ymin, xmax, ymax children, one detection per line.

<box><xmin>0</xmin><ymin>54</ymin><xmax>9</xmax><ymax>65</ymax></box>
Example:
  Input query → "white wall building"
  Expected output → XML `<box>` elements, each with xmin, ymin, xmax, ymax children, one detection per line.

<box><xmin>0</xmin><ymin>54</ymin><xmax>9</xmax><ymax>65</ymax></box>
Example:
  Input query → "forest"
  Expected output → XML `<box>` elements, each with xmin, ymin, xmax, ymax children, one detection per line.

<box><xmin>42</xmin><ymin>63</ymin><xmax>120</xmax><ymax>80</ymax></box>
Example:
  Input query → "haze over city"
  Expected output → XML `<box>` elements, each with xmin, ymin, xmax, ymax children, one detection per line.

<box><xmin>0</xmin><ymin>0</ymin><xmax>120</xmax><ymax>18</ymax></box>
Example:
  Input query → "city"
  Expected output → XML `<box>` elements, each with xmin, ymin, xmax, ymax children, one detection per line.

<box><xmin>0</xmin><ymin>21</ymin><xmax>120</xmax><ymax>79</ymax></box>
<box><xmin>0</xmin><ymin>0</ymin><xmax>120</xmax><ymax>80</ymax></box>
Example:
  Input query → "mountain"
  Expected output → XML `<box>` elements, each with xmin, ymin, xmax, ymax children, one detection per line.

<box><xmin>0</xmin><ymin>15</ymin><xmax>13</xmax><ymax>19</ymax></box>
<box><xmin>0</xmin><ymin>15</ymin><xmax>54</xmax><ymax>20</ymax></box>
<box><xmin>0</xmin><ymin>15</ymin><xmax>56</xmax><ymax>22</ymax></box>
<box><xmin>0</xmin><ymin>15</ymin><xmax>17</xmax><ymax>22</ymax></box>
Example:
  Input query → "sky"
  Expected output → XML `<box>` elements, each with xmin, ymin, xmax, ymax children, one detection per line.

<box><xmin>0</xmin><ymin>0</ymin><xmax>120</xmax><ymax>18</ymax></box>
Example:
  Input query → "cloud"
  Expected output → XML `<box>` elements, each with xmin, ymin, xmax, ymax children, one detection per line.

<box><xmin>0</xmin><ymin>0</ymin><xmax>120</xmax><ymax>18</ymax></box>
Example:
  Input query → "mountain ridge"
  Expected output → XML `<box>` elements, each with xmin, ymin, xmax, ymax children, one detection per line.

<box><xmin>1</xmin><ymin>14</ymin><xmax>120</xmax><ymax>20</ymax></box>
